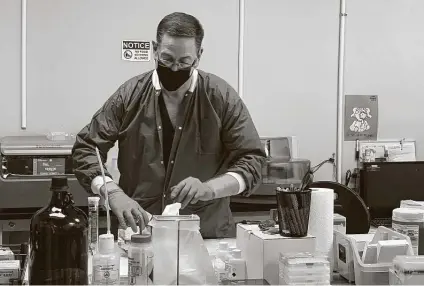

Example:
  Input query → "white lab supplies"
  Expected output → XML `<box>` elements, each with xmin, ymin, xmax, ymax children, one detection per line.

<box><xmin>362</xmin><ymin>243</ymin><xmax>378</xmax><ymax>264</ymax></box>
<box><xmin>0</xmin><ymin>247</ymin><xmax>14</xmax><ymax>261</ymax></box>
<box><xmin>279</xmin><ymin>252</ymin><xmax>330</xmax><ymax>285</ymax></box>
<box><xmin>0</xmin><ymin>260</ymin><xmax>20</xmax><ymax>284</ymax></box>
<box><xmin>216</xmin><ymin>241</ymin><xmax>230</xmax><ymax>262</ymax></box>
<box><xmin>350</xmin><ymin>227</ymin><xmax>414</xmax><ymax>285</ymax></box>
<box><xmin>236</xmin><ymin>223</ymin><xmax>316</xmax><ymax>285</ymax></box>
<box><xmin>92</xmin><ymin>233</ymin><xmax>121</xmax><ymax>285</ymax></box>
<box><xmin>376</xmin><ymin>240</ymin><xmax>409</xmax><ymax>263</ymax></box>
<box><xmin>390</xmin><ymin>255</ymin><xmax>424</xmax><ymax>285</ymax></box>
<box><xmin>88</xmin><ymin>196</ymin><xmax>100</xmax><ymax>254</ymax></box>
<box><xmin>335</xmin><ymin>232</ymin><xmax>374</xmax><ymax>282</ymax></box>
<box><xmin>334</xmin><ymin>213</ymin><xmax>347</xmax><ymax>233</ymax></box>
<box><xmin>150</xmin><ymin>214</ymin><xmax>216</xmax><ymax>285</ymax></box>
<box><xmin>333</xmin><ymin>213</ymin><xmax>347</xmax><ymax>272</ymax></box>
<box><xmin>308</xmin><ymin>188</ymin><xmax>334</xmax><ymax>270</ymax></box>
<box><xmin>400</xmin><ymin>200</ymin><xmax>424</xmax><ymax>210</ymax></box>
<box><xmin>392</xmin><ymin>207</ymin><xmax>424</xmax><ymax>255</ymax></box>
<box><xmin>226</xmin><ymin>249</ymin><xmax>246</xmax><ymax>280</ymax></box>
<box><xmin>128</xmin><ymin>233</ymin><xmax>153</xmax><ymax>285</ymax></box>
<box><xmin>162</xmin><ymin>203</ymin><xmax>181</xmax><ymax>216</ymax></box>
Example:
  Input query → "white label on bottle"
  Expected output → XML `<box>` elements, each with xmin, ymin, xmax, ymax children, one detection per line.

<box><xmin>392</xmin><ymin>223</ymin><xmax>419</xmax><ymax>255</ymax></box>
<box><xmin>93</xmin><ymin>264</ymin><xmax>120</xmax><ymax>285</ymax></box>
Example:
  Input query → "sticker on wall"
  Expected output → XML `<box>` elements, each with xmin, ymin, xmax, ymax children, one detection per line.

<box><xmin>344</xmin><ymin>95</ymin><xmax>379</xmax><ymax>141</ymax></box>
<box><xmin>122</xmin><ymin>40</ymin><xmax>151</xmax><ymax>62</ymax></box>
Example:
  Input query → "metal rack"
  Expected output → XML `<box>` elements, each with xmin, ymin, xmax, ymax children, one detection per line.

<box><xmin>0</xmin><ymin>243</ymin><xmax>29</xmax><ymax>285</ymax></box>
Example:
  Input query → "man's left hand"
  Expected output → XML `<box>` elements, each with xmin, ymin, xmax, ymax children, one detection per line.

<box><xmin>170</xmin><ymin>177</ymin><xmax>215</xmax><ymax>209</ymax></box>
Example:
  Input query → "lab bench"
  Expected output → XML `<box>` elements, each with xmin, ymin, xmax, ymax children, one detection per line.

<box><xmin>18</xmin><ymin>238</ymin><xmax>351</xmax><ymax>285</ymax></box>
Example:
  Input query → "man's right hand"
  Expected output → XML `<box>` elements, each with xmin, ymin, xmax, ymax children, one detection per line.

<box><xmin>101</xmin><ymin>182</ymin><xmax>150</xmax><ymax>232</ymax></box>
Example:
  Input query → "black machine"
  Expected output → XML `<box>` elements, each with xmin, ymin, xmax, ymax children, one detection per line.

<box><xmin>360</xmin><ymin>161</ymin><xmax>424</xmax><ymax>227</ymax></box>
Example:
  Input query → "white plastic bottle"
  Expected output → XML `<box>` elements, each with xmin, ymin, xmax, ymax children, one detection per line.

<box><xmin>217</xmin><ymin>241</ymin><xmax>230</xmax><ymax>262</ymax></box>
<box><xmin>92</xmin><ymin>234</ymin><xmax>121</xmax><ymax>285</ymax></box>
<box><xmin>128</xmin><ymin>233</ymin><xmax>153</xmax><ymax>285</ymax></box>
<box><xmin>226</xmin><ymin>249</ymin><xmax>246</xmax><ymax>280</ymax></box>
<box><xmin>228</xmin><ymin>246</ymin><xmax>237</xmax><ymax>257</ymax></box>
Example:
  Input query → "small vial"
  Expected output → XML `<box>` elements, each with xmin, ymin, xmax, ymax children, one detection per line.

<box><xmin>88</xmin><ymin>196</ymin><xmax>100</xmax><ymax>253</ymax></box>
<box><xmin>92</xmin><ymin>234</ymin><xmax>120</xmax><ymax>285</ymax></box>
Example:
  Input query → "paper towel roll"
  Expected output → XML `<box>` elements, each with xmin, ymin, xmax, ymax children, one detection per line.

<box><xmin>308</xmin><ymin>188</ymin><xmax>334</xmax><ymax>260</ymax></box>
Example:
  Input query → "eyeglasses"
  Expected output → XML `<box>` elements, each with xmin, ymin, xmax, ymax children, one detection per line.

<box><xmin>158</xmin><ymin>59</ymin><xmax>193</xmax><ymax>69</ymax></box>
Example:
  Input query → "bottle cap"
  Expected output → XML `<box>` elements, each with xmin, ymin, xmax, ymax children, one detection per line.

<box><xmin>51</xmin><ymin>176</ymin><xmax>68</xmax><ymax>190</ymax></box>
<box><xmin>98</xmin><ymin>233</ymin><xmax>115</xmax><ymax>253</ymax></box>
<box><xmin>218</xmin><ymin>241</ymin><xmax>229</xmax><ymax>250</ymax></box>
<box><xmin>232</xmin><ymin>249</ymin><xmax>242</xmax><ymax>258</ymax></box>
<box><xmin>131</xmin><ymin>233</ymin><xmax>151</xmax><ymax>244</ymax></box>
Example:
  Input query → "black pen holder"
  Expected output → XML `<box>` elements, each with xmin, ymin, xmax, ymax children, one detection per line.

<box><xmin>276</xmin><ymin>189</ymin><xmax>312</xmax><ymax>237</ymax></box>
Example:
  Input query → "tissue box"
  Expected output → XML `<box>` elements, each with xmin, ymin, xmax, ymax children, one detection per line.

<box><xmin>0</xmin><ymin>248</ymin><xmax>14</xmax><ymax>261</ymax></box>
<box><xmin>236</xmin><ymin>224</ymin><xmax>316</xmax><ymax>285</ymax></box>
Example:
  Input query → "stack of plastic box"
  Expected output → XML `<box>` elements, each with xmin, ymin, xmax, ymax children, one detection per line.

<box><xmin>279</xmin><ymin>252</ymin><xmax>330</xmax><ymax>285</ymax></box>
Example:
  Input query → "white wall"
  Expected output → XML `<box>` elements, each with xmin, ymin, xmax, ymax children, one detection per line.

<box><xmin>0</xmin><ymin>0</ymin><xmax>239</xmax><ymax>135</ymax></box>
<box><xmin>342</xmin><ymin>0</ymin><xmax>424</xmax><ymax>176</ymax></box>
<box><xmin>0</xmin><ymin>0</ymin><xmax>22</xmax><ymax>135</ymax></box>
<box><xmin>242</xmin><ymin>0</ymin><xmax>340</xmax><ymax>180</ymax></box>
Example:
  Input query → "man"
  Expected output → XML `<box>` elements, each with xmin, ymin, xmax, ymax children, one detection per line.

<box><xmin>72</xmin><ymin>12</ymin><xmax>265</xmax><ymax>238</ymax></box>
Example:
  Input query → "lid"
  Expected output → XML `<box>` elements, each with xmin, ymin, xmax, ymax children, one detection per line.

<box><xmin>131</xmin><ymin>233</ymin><xmax>151</xmax><ymax>244</ymax></box>
<box><xmin>98</xmin><ymin>234</ymin><xmax>115</xmax><ymax>253</ymax></box>
<box><xmin>228</xmin><ymin>246</ymin><xmax>237</xmax><ymax>251</ymax></box>
<box><xmin>51</xmin><ymin>176</ymin><xmax>68</xmax><ymax>190</ymax></box>
<box><xmin>394</xmin><ymin>256</ymin><xmax>424</xmax><ymax>271</ymax></box>
<box><xmin>218</xmin><ymin>241</ymin><xmax>229</xmax><ymax>250</ymax></box>
<box><xmin>393</xmin><ymin>208</ymin><xmax>424</xmax><ymax>220</ymax></box>
<box><xmin>231</xmin><ymin>249</ymin><xmax>242</xmax><ymax>259</ymax></box>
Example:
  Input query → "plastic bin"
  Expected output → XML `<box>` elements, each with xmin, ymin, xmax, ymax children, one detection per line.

<box><xmin>350</xmin><ymin>227</ymin><xmax>414</xmax><ymax>285</ymax></box>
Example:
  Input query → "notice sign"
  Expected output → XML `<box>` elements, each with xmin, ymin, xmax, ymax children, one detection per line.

<box><xmin>122</xmin><ymin>40</ymin><xmax>151</xmax><ymax>62</ymax></box>
<box><xmin>344</xmin><ymin>95</ymin><xmax>379</xmax><ymax>141</ymax></box>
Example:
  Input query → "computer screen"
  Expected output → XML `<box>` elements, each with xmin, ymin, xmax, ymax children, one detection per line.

<box><xmin>360</xmin><ymin>161</ymin><xmax>424</xmax><ymax>218</ymax></box>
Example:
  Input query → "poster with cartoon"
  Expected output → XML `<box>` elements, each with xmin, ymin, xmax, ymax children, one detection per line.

<box><xmin>344</xmin><ymin>95</ymin><xmax>378</xmax><ymax>141</ymax></box>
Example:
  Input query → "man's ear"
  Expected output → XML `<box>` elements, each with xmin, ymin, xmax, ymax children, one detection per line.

<box><xmin>194</xmin><ymin>47</ymin><xmax>204</xmax><ymax>68</ymax></box>
<box><xmin>152</xmin><ymin>41</ymin><xmax>158</xmax><ymax>52</ymax></box>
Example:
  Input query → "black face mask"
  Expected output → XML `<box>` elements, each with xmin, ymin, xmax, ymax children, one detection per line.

<box><xmin>156</xmin><ymin>63</ymin><xmax>192</xmax><ymax>91</ymax></box>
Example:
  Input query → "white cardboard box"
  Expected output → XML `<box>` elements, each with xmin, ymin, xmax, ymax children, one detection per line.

<box><xmin>236</xmin><ymin>224</ymin><xmax>316</xmax><ymax>285</ymax></box>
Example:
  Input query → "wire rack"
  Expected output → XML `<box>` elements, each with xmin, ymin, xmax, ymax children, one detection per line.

<box><xmin>0</xmin><ymin>243</ymin><xmax>29</xmax><ymax>285</ymax></box>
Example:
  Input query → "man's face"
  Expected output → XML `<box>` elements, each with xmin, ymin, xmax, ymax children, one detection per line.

<box><xmin>153</xmin><ymin>33</ymin><xmax>202</xmax><ymax>71</ymax></box>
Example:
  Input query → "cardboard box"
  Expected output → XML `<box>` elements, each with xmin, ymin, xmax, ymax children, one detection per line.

<box><xmin>236</xmin><ymin>224</ymin><xmax>316</xmax><ymax>285</ymax></box>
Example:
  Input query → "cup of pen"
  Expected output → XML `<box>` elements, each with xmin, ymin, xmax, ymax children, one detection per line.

<box><xmin>276</xmin><ymin>187</ymin><xmax>312</xmax><ymax>237</ymax></box>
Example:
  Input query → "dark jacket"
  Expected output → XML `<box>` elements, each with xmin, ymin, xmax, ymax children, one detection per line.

<box><xmin>72</xmin><ymin>70</ymin><xmax>265</xmax><ymax>238</ymax></box>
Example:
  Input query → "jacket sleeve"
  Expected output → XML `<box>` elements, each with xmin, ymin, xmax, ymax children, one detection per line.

<box><xmin>72</xmin><ymin>86</ymin><xmax>125</xmax><ymax>193</ymax></box>
<box><xmin>221</xmin><ymin>86</ymin><xmax>266</xmax><ymax>196</ymax></box>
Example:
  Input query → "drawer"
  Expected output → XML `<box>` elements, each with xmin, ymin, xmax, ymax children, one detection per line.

<box><xmin>0</xmin><ymin>219</ymin><xmax>30</xmax><ymax>232</ymax></box>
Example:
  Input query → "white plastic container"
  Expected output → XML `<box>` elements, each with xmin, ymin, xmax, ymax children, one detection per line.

<box><xmin>226</xmin><ymin>249</ymin><xmax>246</xmax><ymax>280</ymax></box>
<box><xmin>350</xmin><ymin>227</ymin><xmax>414</xmax><ymax>285</ymax></box>
<box><xmin>400</xmin><ymin>200</ymin><xmax>424</xmax><ymax>210</ymax></box>
<box><xmin>128</xmin><ymin>233</ymin><xmax>153</xmax><ymax>285</ymax></box>
<box><xmin>391</xmin><ymin>256</ymin><xmax>424</xmax><ymax>285</ymax></box>
<box><xmin>392</xmin><ymin>207</ymin><xmax>424</xmax><ymax>255</ymax></box>
<box><xmin>217</xmin><ymin>241</ymin><xmax>230</xmax><ymax>262</ymax></box>
<box><xmin>92</xmin><ymin>234</ymin><xmax>121</xmax><ymax>285</ymax></box>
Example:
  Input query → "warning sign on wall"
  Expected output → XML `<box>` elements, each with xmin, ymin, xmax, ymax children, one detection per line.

<box><xmin>122</xmin><ymin>40</ymin><xmax>151</xmax><ymax>62</ymax></box>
